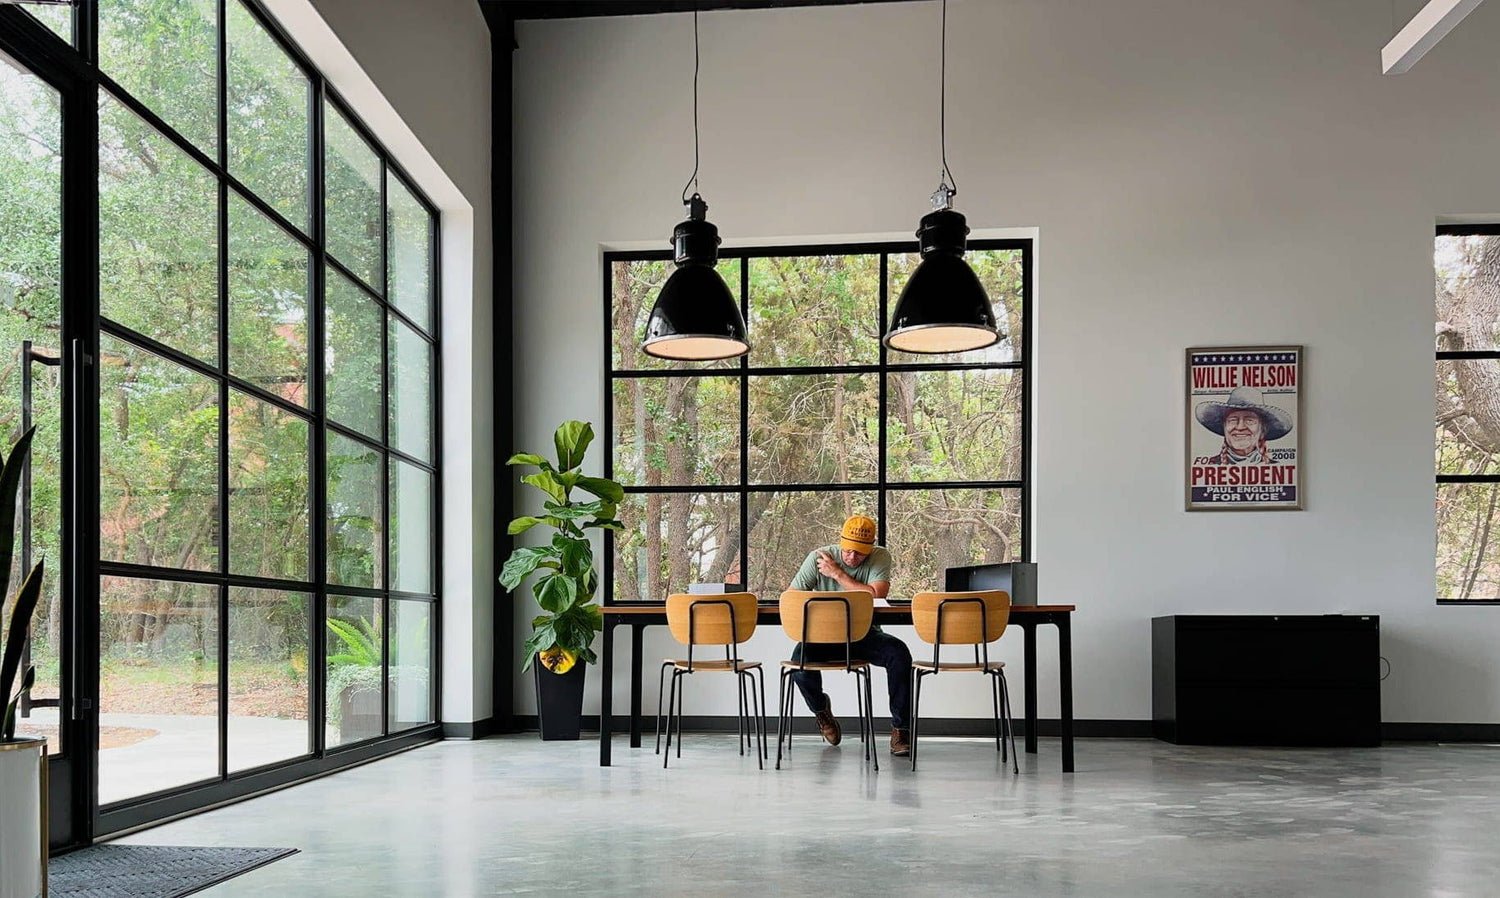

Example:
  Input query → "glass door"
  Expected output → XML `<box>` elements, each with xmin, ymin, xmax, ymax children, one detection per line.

<box><xmin>0</xmin><ymin>19</ymin><xmax>89</xmax><ymax>849</ymax></box>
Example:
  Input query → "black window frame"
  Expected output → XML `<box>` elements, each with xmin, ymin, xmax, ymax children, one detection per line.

<box><xmin>602</xmin><ymin>239</ymin><xmax>1033</xmax><ymax>604</ymax></box>
<box><xmin>1</xmin><ymin>0</ymin><xmax>443</xmax><ymax>839</ymax></box>
<box><xmin>1436</xmin><ymin>223</ymin><xmax>1500</xmax><ymax>605</ymax></box>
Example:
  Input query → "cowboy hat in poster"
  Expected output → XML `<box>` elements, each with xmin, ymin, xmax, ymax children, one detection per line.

<box><xmin>1185</xmin><ymin>346</ymin><xmax>1303</xmax><ymax>511</ymax></box>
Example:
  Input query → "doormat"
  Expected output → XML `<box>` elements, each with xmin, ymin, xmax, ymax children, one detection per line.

<box><xmin>49</xmin><ymin>845</ymin><xmax>298</xmax><ymax>898</ymax></box>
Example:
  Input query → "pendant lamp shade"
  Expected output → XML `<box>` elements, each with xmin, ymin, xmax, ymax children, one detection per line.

<box><xmin>642</xmin><ymin>196</ymin><xmax>750</xmax><ymax>361</ymax></box>
<box><xmin>884</xmin><ymin>208</ymin><xmax>1001</xmax><ymax>354</ymax></box>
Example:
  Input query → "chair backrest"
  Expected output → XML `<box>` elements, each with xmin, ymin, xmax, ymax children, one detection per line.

<box><xmin>665</xmin><ymin>592</ymin><xmax>759</xmax><ymax>646</ymax></box>
<box><xmin>778</xmin><ymin>590</ymin><xmax>874</xmax><ymax>645</ymax></box>
<box><xmin>911</xmin><ymin>590</ymin><xmax>1011</xmax><ymax>645</ymax></box>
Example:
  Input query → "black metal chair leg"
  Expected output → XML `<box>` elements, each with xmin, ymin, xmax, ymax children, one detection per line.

<box><xmin>776</xmin><ymin>669</ymin><xmax>789</xmax><ymax>770</ymax></box>
<box><xmin>674</xmin><ymin>670</ymin><xmax>686</xmax><ymax>759</ymax></box>
<box><xmin>655</xmin><ymin>661</ymin><xmax>672</xmax><ymax>755</ymax></box>
<box><xmin>756</xmin><ymin>667</ymin><xmax>769</xmax><ymax>761</ymax></box>
<box><xmin>737</xmin><ymin>670</ymin><xmax>747</xmax><ymax>757</ymax></box>
<box><xmin>991</xmin><ymin>670</ymin><xmax>1003</xmax><ymax>751</ymax></box>
<box><xmin>663</xmin><ymin>669</ymin><xmax>679</xmax><ymax>768</ymax></box>
<box><xmin>865</xmin><ymin>668</ymin><xmax>878</xmax><ymax>772</ymax></box>
<box><xmin>1001</xmin><ymin>672</ymin><xmax>1018</xmax><ymax>775</ymax></box>
<box><xmin>910</xmin><ymin>670</ymin><xmax>923</xmax><ymax>771</ymax></box>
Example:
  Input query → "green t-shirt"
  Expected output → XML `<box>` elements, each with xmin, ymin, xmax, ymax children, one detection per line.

<box><xmin>790</xmin><ymin>545</ymin><xmax>893</xmax><ymax>593</ymax></box>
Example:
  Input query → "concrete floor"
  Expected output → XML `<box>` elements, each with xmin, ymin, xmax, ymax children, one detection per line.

<box><xmin>119</xmin><ymin>735</ymin><xmax>1500</xmax><ymax>897</ymax></box>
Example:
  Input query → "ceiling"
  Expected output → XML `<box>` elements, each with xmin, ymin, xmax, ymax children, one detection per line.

<box><xmin>485</xmin><ymin>0</ymin><xmax>909</xmax><ymax>23</ymax></box>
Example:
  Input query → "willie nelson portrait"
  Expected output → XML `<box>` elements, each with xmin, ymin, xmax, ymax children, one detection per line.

<box><xmin>1194</xmin><ymin>386</ymin><xmax>1294</xmax><ymax>465</ymax></box>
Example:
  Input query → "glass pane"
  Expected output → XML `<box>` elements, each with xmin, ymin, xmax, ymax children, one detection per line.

<box><xmin>887</xmin><ymin>369</ymin><xmax>1021</xmax><ymax>483</ymax></box>
<box><xmin>610</xmin><ymin>258</ymin><xmax>741</xmax><ymax>372</ymax></box>
<box><xmin>228</xmin><ymin>587</ymin><xmax>310</xmax><ymax>772</ymax></box>
<box><xmin>744</xmin><ymin>490</ymin><xmax>877</xmax><ymax>599</ymax></box>
<box><xmin>100</xmin><ymin>335</ymin><xmax>220</xmax><ymax>571</ymax></box>
<box><xmin>885</xmin><ymin>489</ymin><xmax>1021</xmax><ymax>600</ymax></box>
<box><xmin>229</xmin><ymin>191</ymin><xmax>309</xmax><ymax>401</ymax></box>
<box><xmin>229</xmin><ymin>390</ymin><xmax>309</xmax><ymax>579</ymax></box>
<box><xmin>226</xmin><ymin>0</ymin><xmax>310</xmax><ymax>230</ymax></box>
<box><xmin>749</xmin><ymin>374</ymin><xmax>877</xmax><ymax>484</ymax></box>
<box><xmin>1437</xmin><ymin>482</ymin><xmax>1500</xmax><ymax>600</ymax></box>
<box><xmin>387</xmin><ymin>174</ymin><xmax>432</xmax><ymax>332</ymax></box>
<box><xmin>326</xmin><ymin>594</ymin><xmax>383</xmax><ymax>746</ymax></box>
<box><xmin>26</xmin><ymin>5</ymin><xmax>71</xmax><ymax>43</ymax></box>
<box><xmin>613</xmin><ymin>492</ymin><xmax>740</xmax><ymax>602</ymax></box>
<box><xmin>0</xmin><ymin>51</ymin><xmax>65</xmax><ymax>754</ymax></box>
<box><xmin>1436</xmin><ymin>359</ymin><xmax>1500</xmax><ymax>476</ymax></box>
<box><xmin>748</xmin><ymin>255</ymin><xmax>879</xmax><ymax>367</ymax></box>
<box><xmin>389</xmin><ymin>599</ymin><xmax>432</xmax><ymax>729</ymax></box>
<box><xmin>324</xmin><ymin>269</ymin><xmax>382</xmax><ymax>439</ymax></box>
<box><xmin>389</xmin><ymin>316</ymin><xmax>431</xmax><ymax>462</ymax></box>
<box><xmin>98</xmin><ymin>576</ymin><xmax>218</xmax><ymax>804</ymax></box>
<box><xmin>99</xmin><ymin>90</ymin><xmax>219</xmax><ymax>365</ymax></box>
<box><xmin>1436</xmin><ymin>234</ymin><xmax>1500</xmax><ymax>352</ymax></box>
<box><xmin>323</xmin><ymin>100</ymin><xmax>381</xmax><ymax>290</ymax></box>
<box><xmin>612</xmin><ymin>376</ymin><xmax>739</xmax><ymax>487</ymax></box>
<box><xmin>389</xmin><ymin>459</ymin><xmax>431</xmax><ymax>594</ymax></box>
<box><xmin>99</xmin><ymin>0</ymin><xmax>218</xmax><ymax>156</ymax></box>
<box><xmin>326</xmin><ymin>433</ymin><xmax>382</xmax><ymax>588</ymax></box>
<box><xmin>888</xmin><ymin>248</ymin><xmax>1023</xmax><ymax>365</ymax></box>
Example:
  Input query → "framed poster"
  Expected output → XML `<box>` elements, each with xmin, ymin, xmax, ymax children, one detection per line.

<box><xmin>1185</xmin><ymin>346</ymin><xmax>1302</xmax><ymax>511</ymax></box>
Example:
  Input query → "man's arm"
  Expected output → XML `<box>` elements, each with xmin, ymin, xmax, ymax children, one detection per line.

<box><xmin>790</xmin><ymin>550</ymin><xmax>820</xmax><ymax>591</ymax></box>
<box><xmin>815</xmin><ymin>551</ymin><xmax>890</xmax><ymax>598</ymax></box>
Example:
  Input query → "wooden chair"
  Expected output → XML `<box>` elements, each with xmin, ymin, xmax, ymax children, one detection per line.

<box><xmin>909</xmin><ymin>590</ymin><xmax>1018</xmax><ymax>773</ymax></box>
<box><xmin>656</xmin><ymin>592</ymin><xmax>768</xmax><ymax>768</ymax></box>
<box><xmin>775</xmin><ymin>589</ymin><xmax>878</xmax><ymax>771</ymax></box>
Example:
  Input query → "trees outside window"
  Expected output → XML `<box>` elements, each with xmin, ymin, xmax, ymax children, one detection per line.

<box><xmin>1436</xmin><ymin>229</ymin><xmax>1500</xmax><ymax>601</ymax></box>
<box><xmin>607</xmin><ymin>245</ymin><xmax>1030</xmax><ymax>603</ymax></box>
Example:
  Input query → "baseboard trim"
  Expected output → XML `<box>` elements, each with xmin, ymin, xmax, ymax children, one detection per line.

<box><xmin>443</xmin><ymin>717</ymin><xmax>499</xmax><ymax>740</ymax></box>
<box><xmin>1383</xmin><ymin>722</ymin><xmax>1500</xmax><ymax>742</ymax></box>
<box><xmin>513</xmin><ymin>715</ymin><xmax>1151</xmax><ymax>738</ymax></box>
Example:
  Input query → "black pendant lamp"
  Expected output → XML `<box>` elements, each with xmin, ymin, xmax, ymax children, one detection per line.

<box><xmin>883</xmin><ymin>0</ymin><xmax>1001</xmax><ymax>355</ymax></box>
<box><xmin>642</xmin><ymin>10</ymin><xmax>750</xmax><ymax>362</ymax></box>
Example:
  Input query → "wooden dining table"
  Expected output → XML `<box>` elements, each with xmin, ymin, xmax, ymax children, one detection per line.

<box><xmin>596</xmin><ymin>603</ymin><xmax>1077</xmax><ymax>772</ymax></box>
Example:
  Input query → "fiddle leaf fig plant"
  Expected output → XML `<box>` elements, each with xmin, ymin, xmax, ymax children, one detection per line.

<box><xmin>0</xmin><ymin>427</ymin><xmax>44</xmax><ymax>743</ymax></box>
<box><xmin>501</xmin><ymin>421</ymin><xmax>624</xmax><ymax>673</ymax></box>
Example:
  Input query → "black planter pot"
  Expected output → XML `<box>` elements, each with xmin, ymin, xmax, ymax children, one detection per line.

<box><xmin>534</xmin><ymin>660</ymin><xmax>587</xmax><ymax>741</ymax></box>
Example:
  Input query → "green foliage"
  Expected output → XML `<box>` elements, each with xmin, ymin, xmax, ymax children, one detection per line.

<box><xmin>326</xmin><ymin>616</ymin><xmax>379</xmax><ymax>667</ymax></box>
<box><xmin>502</xmin><ymin>421</ymin><xmax>623</xmax><ymax>672</ymax></box>
<box><xmin>1</xmin><ymin>429</ymin><xmax>44</xmax><ymax>742</ymax></box>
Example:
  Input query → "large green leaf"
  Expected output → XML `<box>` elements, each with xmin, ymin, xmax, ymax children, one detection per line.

<box><xmin>559</xmin><ymin>538</ymin><xmax>593</xmax><ymax>579</ymax></box>
<box><xmin>499</xmin><ymin>546</ymin><xmax>558</xmax><ymax>590</ymax></box>
<box><xmin>584</xmin><ymin>518</ymin><xmax>625</xmax><ymax>532</ymax></box>
<box><xmin>575</xmin><ymin>475</ymin><xmax>624</xmax><ymax>504</ymax></box>
<box><xmin>521</xmin><ymin>623</ymin><xmax>558</xmax><ymax>672</ymax></box>
<box><xmin>505</xmin><ymin>453</ymin><xmax>551</xmax><ymax>469</ymax></box>
<box><xmin>553</xmin><ymin>421</ymin><xmax>593</xmax><ymax>472</ymax></box>
<box><xmin>521</xmin><ymin>471</ymin><xmax>566</xmax><ymax>504</ymax></box>
<box><xmin>507</xmin><ymin>516</ymin><xmax>546</xmax><ymax>535</ymax></box>
<box><xmin>535</xmin><ymin>573</ymin><xmax>579</xmax><ymax>613</ymax></box>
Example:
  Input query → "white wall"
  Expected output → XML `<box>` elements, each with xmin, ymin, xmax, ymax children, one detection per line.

<box><xmin>512</xmin><ymin>0</ymin><xmax>1500</xmax><ymax>725</ymax></box>
<box><xmin>272</xmin><ymin>0</ymin><xmax>494</xmax><ymax>723</ymax></box>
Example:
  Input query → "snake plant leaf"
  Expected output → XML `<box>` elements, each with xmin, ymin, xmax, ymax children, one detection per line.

<box><xmin>0</xmin><ymin>560</ymin><xmax>44</xmax><ymax>741</ymax></box>
<box><xmin>0</xmin><ymin>427</ymin><xmax>36</xmax><ymax>629</ymax></box>
<box><xmin>575</xmin><ymin>476</ymin><xmax>625</xmax><ymax>504</ymax></box>
<box><xmin>553</xmin><ymin>421</ymin><xmax>593</xmax><ymax>472</ymax></box>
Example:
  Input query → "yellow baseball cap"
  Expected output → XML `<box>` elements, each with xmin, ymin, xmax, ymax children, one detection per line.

<box><xmin>839</xmin><ymin>515</ymin><xmax>877</xmax><ymax>553</ymax></box>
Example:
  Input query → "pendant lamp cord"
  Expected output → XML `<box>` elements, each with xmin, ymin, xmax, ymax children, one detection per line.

<box><xmin>681</xmin><ymin>7</ymin><xmax>701</xmax><ymax>206</ymax></box>
<box><xmin>939</xmin><ymin>0</ymin><xmax>957</xmax><ymax>200</ymax></box>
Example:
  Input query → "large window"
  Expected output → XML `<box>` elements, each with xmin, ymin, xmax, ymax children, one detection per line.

<box><xmin>1436</xmin><ymin>227</ymin><xmax>1500</xmax><ymax>602</ymax></box>
<box><xmin>0</xmin><ymin>0</ymin><xmax>439</xmax><ymax>818</ymax></box>
<box><xmin>605</xmin><ymin>244</ymin><xmax>1030</xmax><ymax>603</ymax></box>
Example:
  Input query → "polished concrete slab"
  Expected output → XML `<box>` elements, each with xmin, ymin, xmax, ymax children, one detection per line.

<box><xmin>120</xmin><ymin>735</ymin><xmax>1500</xmax><ymax>897</ymax></box>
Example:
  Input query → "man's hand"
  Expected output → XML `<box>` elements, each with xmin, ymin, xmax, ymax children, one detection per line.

<box><xmin>815</xmin><ymin>550</ymin><xmax>841</xmax><ymax>579</ymax></box>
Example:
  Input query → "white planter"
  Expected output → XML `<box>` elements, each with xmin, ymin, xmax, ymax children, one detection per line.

<box><xmin>0</xmin><ymin>738</ymin><xmax>45</xmax><ymax>898</ymax></box>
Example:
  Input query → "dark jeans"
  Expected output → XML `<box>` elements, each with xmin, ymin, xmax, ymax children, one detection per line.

<box><xmin>790</xmin><ymin>629</ymin><xmax>913</xmax><ymax>730</ymax></box>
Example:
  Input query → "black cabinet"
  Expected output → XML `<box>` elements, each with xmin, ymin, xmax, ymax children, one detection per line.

<box><xmin>1152</xmin><ymin>615</ymin><xmax>1380</xmax><ymax>746</ymax></box>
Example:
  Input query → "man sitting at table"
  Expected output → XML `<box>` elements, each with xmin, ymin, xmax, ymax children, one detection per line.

<box><xmin>787</xmin><ymin>514</ymin><xmax>913</xmax><ymax>757</ymax></box>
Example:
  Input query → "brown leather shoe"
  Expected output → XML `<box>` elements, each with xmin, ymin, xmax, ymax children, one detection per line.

<box><xmin>814</xmin><ymin>696</ymin><xmax>842</xmax><ymax>746</ymax></box>
<box><xmin>890</xmin><ymin>728</ymin><xmax>911</xmax><ymax>756</ymax></box>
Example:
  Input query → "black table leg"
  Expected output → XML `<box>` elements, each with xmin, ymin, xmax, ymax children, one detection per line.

<box><xmin>630</xmin><ymin>624</ymin><xmax>645</xmax><ymax>748</ymax></box>
<box><xmin>1024</xmin><ymin>620</ymin><xmax>1038</xmax><ymax>754</ymax></box>
<box><xmin>1058</xmin><ymin>614</ymin><xmax>1073</xmax><ymax>772</ymax></box>
<box><xmin>599</xmin><ymin>619</ymin><xmax>615</xmax><ymax>766</ymax></box>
